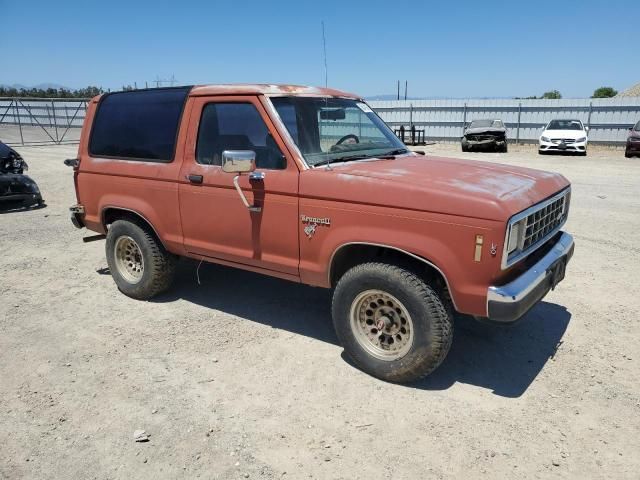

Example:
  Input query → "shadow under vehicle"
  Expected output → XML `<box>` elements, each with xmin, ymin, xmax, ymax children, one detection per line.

<box><xmin>461</xmin><ymin>119</ymin><xmax>508</xmax><ymax>152</ymax></box>
<box><xmin>0</xmin><ymin>141</ymin><xmax>44</xmax><ymax>212</ymax></box>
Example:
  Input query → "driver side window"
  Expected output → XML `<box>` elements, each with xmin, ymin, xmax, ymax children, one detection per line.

<box><xmin>196</xmin><ymin>102</ymin><xmax>286</xmax><ymax>169</ymax></box>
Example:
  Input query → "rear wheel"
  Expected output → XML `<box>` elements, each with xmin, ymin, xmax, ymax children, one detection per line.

<box><xmin>332</xmin><ymin>263</ymin><xmax>453</xmax><ymax>383</ymax></box>
<box><xmin>106</xmin><ymin>219</ymin><xmax>176</xmax><ymax>300</ymax></box>
<box><xmin>625</xmin><ymin>150</ymin><xmax>632</xmax><ymax>158</ymax></box>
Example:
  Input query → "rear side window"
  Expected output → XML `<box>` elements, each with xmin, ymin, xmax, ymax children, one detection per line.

<box><xmin>89</xmin><ymin>87</ymin><xmax>190</xmax><ymax>162</ymax></box>
<box><xmin>196</xmin><ymin>102</ymin><xmax>285</xmax><ymax>169</ymax></box>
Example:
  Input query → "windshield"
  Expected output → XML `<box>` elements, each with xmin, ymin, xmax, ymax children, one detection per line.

<box><xmin>270</xmin><ymin>97</ymin><xmax>406</xmax><ymax>166</ymax></box>
<box><xmin>469</xmin><ymin>119</ymin><xmax>503</xmax><ymax>128</ymax></box>
<box><xmin>547</xmin><ymin>120</ymin><xmax>583</xmax><ymax>130</ymax></box>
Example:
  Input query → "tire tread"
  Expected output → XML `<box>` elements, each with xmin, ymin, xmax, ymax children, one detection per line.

<box><xmin>332</xmin><ymin>262</ymin><xmax>453</xmax><ymax>382</ymax></box>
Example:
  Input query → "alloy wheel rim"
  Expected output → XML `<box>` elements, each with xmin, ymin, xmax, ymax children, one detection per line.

<box><xmin>349</xmin><ymin>289</ymin><xmax>414</xmax><ymax>361</ymax></box>
<box><xmin>114</xmin><ymin>236</ymin><xmax>144</xmax><ymax>284</ymax></box>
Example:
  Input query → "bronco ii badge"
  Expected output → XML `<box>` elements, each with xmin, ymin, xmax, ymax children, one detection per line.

<box><xmin>301</xmin><ymin>215</ymin><xmax>331</xmax><ymax>238</ymax></box>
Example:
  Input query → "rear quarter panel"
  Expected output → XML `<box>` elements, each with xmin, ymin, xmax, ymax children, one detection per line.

<box><xmin>75</xmin><ymin>97</ymin><xmax>193</xmax><ymax>255</ymax></box>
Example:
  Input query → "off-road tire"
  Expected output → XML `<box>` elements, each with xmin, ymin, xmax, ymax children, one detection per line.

<box><xmin>461</xmin><ymin>144</ymin><xmax>469</xmax><ymax>152</ymax></box>
<box><xmin>332</xmin><ymin>262</ymin><xmax>453</xmax><ymax>383</ymax></box>
<box><xmin>105</xmin><ymin>219</ymin><xmax>176</xmax><ymax>300</ymax></box>
<box><xmin>625</xmin><ymin>151</ymin><xmax>632</xmax><ymax>158</ymax></box>
<box><xmin>501</xmin><ymin>142</ymin><xmax>508</xmax><ymax>153</ymax></box>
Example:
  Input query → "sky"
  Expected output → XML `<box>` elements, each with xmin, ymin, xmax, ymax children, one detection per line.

<box><xmin>1</xmin><ymin>0</ymin><xmax>639</xmax><ymax>98</ymax></box>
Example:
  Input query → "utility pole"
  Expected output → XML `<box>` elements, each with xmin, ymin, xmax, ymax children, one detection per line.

<box><xmin>397</xmin><ymin>80</ymin><xmax>400</xmax><ymax>100</ymax></box>
<box><xmin>404</xmin><ymin>80</ymin><xmax>408</xmax><ymax>100</ymax></box>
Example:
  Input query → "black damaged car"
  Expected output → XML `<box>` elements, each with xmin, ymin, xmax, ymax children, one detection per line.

<box><xmin>461</xmin><ymin>119</ymin><xmax>508</xmax><ymax>153</ymax></box>
<box><xmin>0</xmin><ymin>141</ymin><xmax>44</xmax><ymax>211</ymax></box>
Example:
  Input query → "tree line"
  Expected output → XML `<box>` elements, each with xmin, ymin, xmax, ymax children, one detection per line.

<box><xmin>0</xmin><ymin>86</ymin><xmax>105</xmax><ymax>98</ymax></box>
<box><xmin>1</xmin><ymin>84</ymin><xmax>621</xmax><ymax>100</ymax></box>
<box><xmin>516</xmin><ymin>87</ymin><xmax>618</xmax><ymax>100</ymax></box>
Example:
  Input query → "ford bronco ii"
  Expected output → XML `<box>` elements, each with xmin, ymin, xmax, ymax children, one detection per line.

<box><xmin>67</xmin><ymin>85</ymin><xmax>574</xmax><ymax>382</ymax></box>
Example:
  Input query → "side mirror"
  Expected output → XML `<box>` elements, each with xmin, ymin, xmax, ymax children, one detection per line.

<box><xmin>585</xmin><ymin>126</ymin><xmax>590</xmax><ymax>132</ymax></box>
<box><xmin>222</xmin><ymin>150</ymin><xmax>256</xmax><ymax>174</ymax></box>
<box><xmin>222</xmin><ymin>150</ymin><xmax>262</xmax><ymax>213</ymax></box>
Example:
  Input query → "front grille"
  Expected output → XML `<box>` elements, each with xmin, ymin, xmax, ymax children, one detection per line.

<box><xmin>522</xmin><ymin>193</ymin><xmax>569</xmax><ymax>251</ymax></box>
<box><xmin>467</xmin><ymin>134</ymin><xmax>503</xmax><ymax>141</ymax></box>
<box><xmin>551</xmin><ymin>138</ymin><xmax>575</xmax><ymax>144</ymax></box>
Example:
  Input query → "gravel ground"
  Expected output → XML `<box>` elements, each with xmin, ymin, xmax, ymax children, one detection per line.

<box><xmin>1</xmin><ymin>143</ymin><xmax>639</xmax><ymax>479</ymax></box>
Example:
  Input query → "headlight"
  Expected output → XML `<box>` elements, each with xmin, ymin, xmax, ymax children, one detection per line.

<box><xmin>541</xmin><ymin>136</ymin><xmax>550</xmax><ymax>142</ymax></box>
<box><xmin>506</xmin><ymin>219</ymin><xmax>526</xmax><ymax>254</ymax></box>
<box><xmin>575</xmin><ymin>137</ymin><xmax>586</xmax><ymax>143</ymax></box>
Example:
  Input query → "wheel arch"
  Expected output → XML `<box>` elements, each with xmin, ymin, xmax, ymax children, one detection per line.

<box><xmin>102</xmin><ymin>206</ymin><xmax>166</xmax><ymax>249</ymax></box>
<box><xmin>328</xmin><ymin>242</ymin><xmax>458</xmax><ymax>311</ymax></box>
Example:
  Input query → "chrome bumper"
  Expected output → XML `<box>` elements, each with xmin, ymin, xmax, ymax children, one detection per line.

<box><xmin>487</xmin><ymin>232</ymin><xmax>574</xmax><ymax>323</ymax></box>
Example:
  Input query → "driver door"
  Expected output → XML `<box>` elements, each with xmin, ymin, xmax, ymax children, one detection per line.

<box><xmin>178</xmin><ymin>96</ymin><xmax>300</xmax><ymax>278</ymax></box>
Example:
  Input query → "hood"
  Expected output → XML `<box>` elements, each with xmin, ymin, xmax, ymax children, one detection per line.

<box><xmin>301</xmin><ymin>154</ymin><xmax>569</xmax><ymax>221</ymax></box>
<box><xmin>542</xmin><ymin>129</ymin><xmax>586</xmax><ymax>139</ymax></box>
<box><xmin>464</xmin><ymin>127</ymin><xmax>506</xmax><ymax>136</ymax></box>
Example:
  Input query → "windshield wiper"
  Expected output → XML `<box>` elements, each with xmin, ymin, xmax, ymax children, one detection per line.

<box><xmin>322</xmin><ymin>154</ymin><xmax>372</xmax><ymax>165</ymax></box>
<box><xmin>319</xmin><ymin>148</ymin><xmax>409</xmax><ymax>167</ymax></box>
<box><xmin>379</xmin><ymin>148</ymin><xmax>409</xmax><ymax>157</ymax></box>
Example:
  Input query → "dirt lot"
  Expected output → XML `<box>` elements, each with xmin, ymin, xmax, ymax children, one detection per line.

<box><xmin>1</xmin><ymin>142</ymin><xmax>639</xmax><ymax>479</ymax></box>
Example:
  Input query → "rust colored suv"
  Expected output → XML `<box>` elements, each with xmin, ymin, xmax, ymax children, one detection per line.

<box><xmin>67</xmin><ymin>85</ymin><xmax>574</xmax><ymax>382</ymax></box>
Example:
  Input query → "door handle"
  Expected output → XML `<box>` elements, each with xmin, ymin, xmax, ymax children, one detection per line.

<box><xmin>187</xmin><ymin>174</ymin><xmax>203</xmax><ymax>184</ymax></box>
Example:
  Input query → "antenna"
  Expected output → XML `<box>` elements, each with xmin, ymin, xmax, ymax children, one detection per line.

<box><xmin>321</xmin><ymin>21</ymin><xmax>328</xmax><ymax>88</ymax></box>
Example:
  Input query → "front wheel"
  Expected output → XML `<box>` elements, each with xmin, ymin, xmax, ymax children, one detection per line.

<box><xmin>106</xmin><ymin>219</ymin><xmax>176</xmax><ymax>300</ymax></box>
<box><xmin>332</xmin><ymin>263</ymin><xmax>453</xmax><ymax>382</ymax></box>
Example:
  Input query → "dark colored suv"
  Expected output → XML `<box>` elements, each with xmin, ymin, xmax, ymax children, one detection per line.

<box><xmin>625</xmin><ymin>121</ymin><xmax>640</xmax><ymax>158</ymax></box>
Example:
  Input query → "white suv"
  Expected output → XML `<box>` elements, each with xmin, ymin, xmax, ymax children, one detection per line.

<box><xmin>539</xmin><ymin>119</ymin><xmax>588</xmax><ymax>156</ymax></box>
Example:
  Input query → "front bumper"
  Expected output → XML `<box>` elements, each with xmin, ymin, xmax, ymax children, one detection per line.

<box><xmin>626</xmin><ymin>140</ymin><xmax>640</xmax><ymax>154</ymax></box>
<box><xmin>539</xmin><ymin>139</ymin><xmax>587</xmax><ymax>153</ymax></box>
<box><xmin>463</xmin><ymin>137</ymin><xmax>506</xmax><ymax>148</ymax></box>
<box><xmin>487</xmin><ymin>232</ymin><xmax>574</xmax><ymax>323</ymax></box>
<box><xmin>0</xmin><ymin>192</ymin><xmax>43</xmax><ymax>206</ymax></box>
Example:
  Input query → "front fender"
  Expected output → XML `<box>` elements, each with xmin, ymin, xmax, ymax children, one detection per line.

<box><xmin>298</xmin><ymin>205</ymin><xmax>504</xmax><ymax>316</ymax></box>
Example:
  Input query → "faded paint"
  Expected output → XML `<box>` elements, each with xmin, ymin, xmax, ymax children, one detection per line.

<box><xmin>191</xmin><ymin>84</ymin><xmax>361</xmax><ymax>99</ymax></box>
<box><xmin>72</xmin><ymin>85</ymin><xmax>571</xmax><ymax>318</ymax></box>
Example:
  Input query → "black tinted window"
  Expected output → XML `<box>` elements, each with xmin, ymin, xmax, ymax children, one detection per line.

<box><xmin>90</xmin><ymin>87</ymin><xmax>190</xmax><ymax>161</ymax></box>
<box><xmin>635</xmin><ymin>121</ymin><xmax>640</xmax><ymax>131</ymax></box>
<box><xmin>196</xmin><ymin>103</ymin><xmax>285</xmax><ymax>169</ymax></box>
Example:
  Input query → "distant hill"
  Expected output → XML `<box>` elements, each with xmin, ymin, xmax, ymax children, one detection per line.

<box><xmin>0</xmin><ymin>82</ymin><xmax>71</xmax><ymax>90</ymax></box>
<box><xmin>616</xmin><ymin>82</ymin><xmax>640</xmax><ymax>97</ymax></box>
